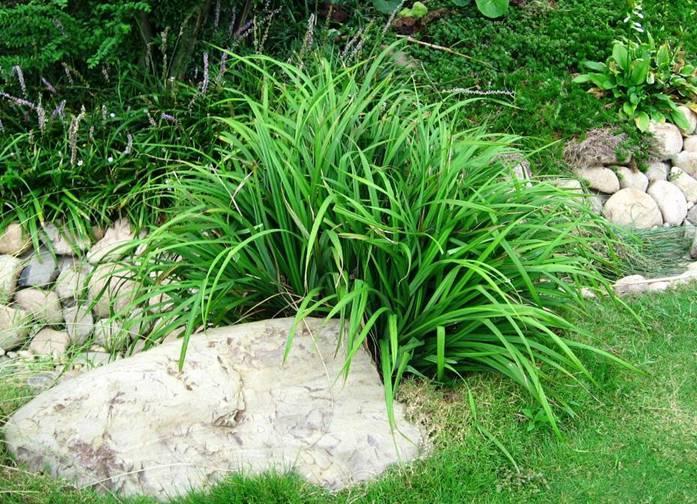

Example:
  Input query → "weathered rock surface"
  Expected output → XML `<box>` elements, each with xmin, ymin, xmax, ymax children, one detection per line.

<box><xmin>29</xmin><ymin>328</ymin><xmax>70</xmax><ymax>357</ymax></box>
<box><xmin>54</xmin><ymin>262</ymin><xmax>92</xmax><ymax>302</ymax></box>
<box><xmin>0</xmin><ymin>305</ymin><xmax>32</xmax><ymax>350</ymax></box>
<box><xmin>616</xmin><ymin>166</ymin><xmax>649</xmax><ymax>192</ymax></box>
<box><xmin>0</xmin><ymin>255</ymin><xmax>23</xmax><ymax>304</ymax></box>
<box><xmin>671</xmin><ymin>151</ymin><xmax>697</xmax><ymax>178</ymax></box>
<box><xmin>602</xmin><ymin>188</ymin><xmax>663</xmax><ymax>228</ymax></box>
<box><xmin>0</xmin><ymin>223</ymin><xmax>30</xmax><ymax>256</ymax></box>
<box><xmin>688</xmin><ymin>205</ymin><xmax>697</xmax><ymax>225</ymax></box>
<box><xmin>645</xmin><ymin>161</ymin><xmax>669</xmax><ymax>183</ymax></box>
<box><xmin>614</xmin><ymin>275</ymin><xmax>648</xmax><ymax>296</ymax></box>
<box><xmin>647</xmin><ymin>180</ymin><xmax>687</xmax><ymax>226</ymax></box>
<box><xmin>88</xmin><ymin>264</ymin><xmax>138</xmax><ymax>319</ymax></box>
<box><xmin>649</xmin><ymin>121</ymin><xmax>683</xmax><ymax>158</ymax></box>
<box><xmin>4</xmin><ymin>318</ymin><xmax>425</xmax><ymax>499</ymax></box>
<box><xmin>573</xmin><ymin>166</ymin><xmax>620</xmax><ymax>194</ymax></box>
<box><xmin>63</xmin><ymin>305</ymin><xmax>94</xmax><ymax>345</ymax></box>
<box><xmin>87</xmin><ymin>219</ymin><xmax>135</xmax><ymax>264</ymax></box>
<box><xmin>41</xmin><ymin>223</ymin><xmax>91</xmax><ymax>256</ymax></box>
<box><xmin>18</xmin><ymin>249</ymin><xmax>59</xmax><ymax>288</ymax></box>
<box><xmin>14</xmin><ymin>288</ymin><xmax>63</xmax><ymax>325</ymax></box>
<box><xmin>670</xmin><ymin>167</ymin><xmax>697</xmax><ymax>204</ymax></box>
<box><xmin>93</xmin><ymin>319</ymin><xmax>129</xmax><ymax>350</ymax></box>
<box><xmin>684</xmin><ymin>135</ymin><xmax>697</xmax><ymax>153</ymax></box>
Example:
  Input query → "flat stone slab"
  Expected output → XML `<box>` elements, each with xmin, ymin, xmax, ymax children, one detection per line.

<box><xmin>4</xmin><ymin>318</ymin><xmax>425</xmax><ymax>499</ymax></box>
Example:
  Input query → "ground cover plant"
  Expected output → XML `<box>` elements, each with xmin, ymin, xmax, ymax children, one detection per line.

<box><xmin>128</xmin><ymin>48</ymin><xmax>636</xmax><ymax>433</ymax></box>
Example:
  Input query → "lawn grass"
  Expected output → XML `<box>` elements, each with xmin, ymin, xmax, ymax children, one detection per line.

<box><xmin>3</xmin><ymin>286</ymin><xmax>697</xmax><ymax>503</ymax></box>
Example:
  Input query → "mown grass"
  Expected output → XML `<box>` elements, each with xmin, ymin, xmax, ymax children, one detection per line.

<box><xmin>3</xmin><ymin>286</ymin><xmax>697</xmax><ymax>503</ymax></box>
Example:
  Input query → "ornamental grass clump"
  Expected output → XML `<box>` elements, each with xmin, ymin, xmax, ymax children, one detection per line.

<box><xmin>135</xmin><ymin>48</ymin><xmax>631</xmax><ymax>431</ymax></box>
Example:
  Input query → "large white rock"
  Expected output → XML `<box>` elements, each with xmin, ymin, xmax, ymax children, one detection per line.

<box><xmin>670</xmin><ymin>167</ymin><xmax>697</xmax><ymax>204</ymax></box>
<box><xmin>0</xmin><ymin>223</ymin><xmax>30</xmax><ymax>256</ymax></box>
<box><xmin>87</xmin><ymin>219</ymin><xmax>135</xmax><ymax>264</ymax></box>
<box><xmin>0</xmin><ymin>305</ymin><xmax>32</xmax><ymax>350</ymax></box>
<box><xmin>573</xmin><ymin>166</ymin><xmax>620</xmax><ymax>194</ymax></box>
<box><xmin>684</xmin><ymin>136</ymin><xmax>697</xmax><ymax>153</ymax></box>
<box><xmin>14</xmin><ymin>288</ymin><xmax>63</xmax><ymax>325</ymax></box>
<box><xmin>614</xmin><ymin>275</ymin><xmax>648</xmax><ymax>296</ymax></box>
<box><xmin>677</xmin><ymin>105</ymin><xmax>697</xmax><ymax>135</ymax></box>
<box><xmin>647</xmin><ymin>180</ymin><xmax>688</xmax><ymax>225</ymax></box>
<box><xmin>29</xmin><ymin>328</ymin><xmax>70</xmax><ymax>357</ymax></box>
<box><xmin>0</xmin><ymin>255</ymin><xmax>23</xmax><ymax>304</ymax></box>
<box><xmin>18</xmin><ymin>249</ymin><xmax>59</xmax><ymax>288</ymax></box>
<box><xmin>671</xmin><ymin>151</ymin><xmax>697</xmax><ymax>178</ymax></box>
<box><xmin>616</xmin><ymin>166</ymin><xmax>649</xmax><ymax>192</ymax></box>
<box><xmin>4</xmin><ymin>318</ymin><xmax>425</xmax><ymax>499</ymax></box>
<box><xmin>88</xmin><ymin>264</ymin><xmax>138</xmax><ymax>319</ymax></box>
<box><xmin>602</xmin><ymin>188</ymin><xmax>663</xmax><ymax>228</ymax></box>
<box><xmin>649</xmin><ymin>121</ymin><xmax>683</xmax><ymax>158</ymax></box>
<box><xmin>645</xmin><ymin>161</ymin><xmax>669</xmax><ymax>182</ymax></box>
<box><xmin>41</xmin><ymin>223</ymin><xmax>91</xmax><ymax>256</ymax></box>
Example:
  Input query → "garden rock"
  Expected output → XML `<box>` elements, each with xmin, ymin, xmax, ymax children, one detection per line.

<box><xmin>14</xmin><ymin>288</ymin><xmax>63</xmax><ymax>325</ymax></box>
<box><xmin>683</xmin><ymin>136</ymin><xmax>697</xmax><ymax>153</ymax></box>
<box><xmin>677</xmin><ymin>105</ymin><xmax>697</xmax><ymax>135</ymax></box>
<box><xmin>73</xmin><ymin>351</ymin><xmax>112</xmax><ymax>368</ymax></box>
<box><xmin>18</xmin><ymin>249</ymin><xmax>59</xmax><ymax>288</ymax></box>
<box><xmin>647</xmin><ymin>181</ymin><xmax>687</xmax><ymax>226</ymax></box>
<box><xmin>63</xmin><ymin>305</ymin><xmax>94</xmax><ymax>345</ymax></box>
<box><xmin>616</xmin><ymin>166</ymin><xmax>649</xmax><ymax>192</ymax></box>
<box><xmin>29</xmin><ymin>328</ymin><xmax>70</xmax><ymax>358</ymax></box>
<box><xmin>0</xmin><ymin>223</ymin><xmax>30</xmax><ymax>256</ymax></box>
<box><xmin>87</xmin><ymin>219</ymin><xmax>135</xmax><ymax>264</ymax></box>
<box><xmin>0</xmin><ymin>305</ymin><xmax>32</xmax><ymax>350</ymax></box>
<box><xmin>688</xmin><ymin>205</ymin><xmax>697</xmax><ymax>225</ymax></box>
<box><xmin>551</xmin><ymin>178</ymin><xmax>583</xmax><ymax>192</ymax></box>
<box><xmin>645</xmin><ymin>161</ymin><xmax>669</xmax><ymax>183</ymax></box>
<box><xmin>573</xmin><ymin>166</ymin><xmax>620</xmax><ymax>194</ymax></box>
<box><xmin>670</xmin><ymin>167</ymin><xmax>697</xmax><ymax>204</ymax></box>
<box><xmin>93</xmin><ymin>319</ymin><xmax>128</xmax><ymax>350</ymax></box>
<box><xmin>41</xmin><ymin>223</ymin><xmax>91</xmax><ymax>256</ymax></box>
<box><xmin>0</xmin><ymin>255</ymin><xmax>22</xmax><ymax>304</ymax></box>
<box><xmin>602</xmin><ymin>188</ymin><xmax>663</xmax><ymax>228</ymax></box>
<box><xmin>4</xmin><ymin>317</ymin><xmax>425</xmax><ymax>499</ymax></box>
<box><xmin>55</xmin><ymin>262</ymin><xmax>92</xmax><ymax>302</ymax></box>
<box><xmin>613</xmin><ymin>275</ymin><xmax>648</xmax><ymax>296</ymax></box>
<box><xmin>671</xmin><ymin>151</ymin><xmax>697</xmax><ymax>178</ymax></box>
<box><xmin>88</xmin><ymin>264</ymin><xmax>138</xmax><ymax>319</ymax></box>
<box><xmin>648</xmin><ymin>121</ymin><xmax>683</xmax><ymax>158</ymax></box>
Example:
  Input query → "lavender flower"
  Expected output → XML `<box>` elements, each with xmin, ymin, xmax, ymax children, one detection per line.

<box><xmin>200</xmin><ymin>52</ymin><xmax>210</xmax><ymax>94</ymax></box>
<box><xmin>124</xmin><ymin>133</ymin><xmax>133</xmax><ymax>155</ymax></box>
<box><xmin>51</xmin><ymin>100</ymin><xmax>67</xmax><ymax>120</ymax></box>
<box><xmin>69</xmin><ymin>106</ymin><xmax>87</xmax><ymax>166</ymax></box>
<box><xmin>41</xmin><ymin>77</ymin><xmax>57</xmax><ymax>94</ymax></box>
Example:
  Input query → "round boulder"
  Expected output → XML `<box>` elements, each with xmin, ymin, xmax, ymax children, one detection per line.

<box><xmin>602</xmin><ymin>188</ymin><xmax>663</xmax><ymax>228</ymax></box>
<box><xmin>616</xmin><ymin>166</ymin><xmax>649</xmax><ymax>192</ymax></box>
<box><xmin>648</xmin><ymin>121</ymin><xmax>683</xmax><ymax>158</ymax></box>
<box><xmin>677</xmin><ymin>105</ymin><xmax>697</xmax><ymax>136</ymax></box>
<box><xmin>647</xmin><ymin>180</ymin><xmax>688</xmax><ymax>226</ymax></box>
<box><xmin>573</xmin><ymin>166</ymin><xmax>620</xmax><ymax>194</ymax></box>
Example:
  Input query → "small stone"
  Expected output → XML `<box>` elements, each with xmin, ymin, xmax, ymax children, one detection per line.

<box><xmin>26</xmin><ymin>372</ymin><xmax>60</xmax><ymax>393</ymax></box>
<box><xmin>677</xmin><ymin>105</ymin><xmax>697</xmax><ymax>135</ymax></box>
<box><xmin>54</xmin><ymin>262</ymin><xmax>92</xmax><ymax>302</ymax></box>
<box><xmin>17</xmin><ymin>350</ymin><xmax>33</xmax><ymax>359</ymax></box>
<box><xmin>647</xmin><ymin>281</ymin><xmax>670</xmax><ymax>293</ymax></box>
<box><xmin>14</xmin><ymin>288</ymin><xmax>63</xmax><ymax>325</ymax></box>
<box><xmin>587</xmin><ymin>194</ymin><xmax>607</xmax><ymax>215</ymax></box>
<box><xmin>18</xmin><ymin>249</ymin><xmax>59</xmax><ymax>288</ymax></box>
<box><xmin>671</xmin><ymin>151</ymin><xmax>697</xmax><ymax>178</ymax></box>
<box><xmin>580</xmin><ymin>287</ymin><xmax>597</xmax><ymax>299</ymax></box>
<box><xmin>684</xmin><ymin>136</ymin><xmax>697</xmax><ymax>153</ymax></box>
<box><xmin>41</xmin><ymin>223</ymin><xmax>91</xmax><ymax>256</ymax></box>
<box><xmin>670</xmin><ymin>166</ymin><xmax>697</xmax><ymax>204</ymax></box>
<box><xmin>647</xmin><ymin>180</ymin><xmax>688</xmax><ymax>226</ymax></box>
<box><xmin>602</xmin><ymin>188</ymin><xmax>663</xmax><ymax>228</ymax></box>
<box><xmin>551</xmin><ymin>178</ymin><xmax>583</xmax><ymax>192</ymax></box>
<box><xmin>88</xmin><ymin>264</ymin><xmax>139</xmax><ymax>319</ymax></box>
<box><xmin>87</xmin><ymin>219</ymin><xmax>135</xmax><ymax>264</ymax></box>
<box><xmin>616</xmin><ymin>166</ymin><xmax>649</xmax><ymax>192</ymax></box>
<box><xmin>691</xmin><ymin>232</ymin><xmax>697</xmax><ymax>259</ymax></box>
<box><xmin>63</xmin><ymin>305</ymin><xmax>94</xmax><ymax>346</ymax></box>
<box><xmin>645</xmin><ymin>161</ymin><xmax>669</xmax><ymax>182</ymax></box>
<box><xmin>614</xmin><ymin>275</ymin><xmax>648</xmax><ymax>296</ymax></box>
<box><xmin>0</xmin><ymin>223</ymin><xmax>31</xmax><ymax>256</ymax></box>
<box><xmin>93</xmin><ymin>319</ymin><xmax>129</xmax><ymax>350</ymax></box>
<box><xmin>573</xmin><ymin>166</ymin><xmax>620</xmax><ymax>194</ymax></box>
<box><xmin>0</xmin><ymin>305</ymin><xmax>32</xmax><ymax>350</ymax></box>
<box><xmin>0</xmin><ymin>255</ymin><xmax>23</xmax><ymax>304</ymax></box>
<box><xmin>29</xmin><ymin>328</ymin><xmax>70</xmax><ymax>357</ymax></box>
<box><xmin>649</xmin><ymin>121</ymin><xmax>683</xmax><ymax>158</ymax></box>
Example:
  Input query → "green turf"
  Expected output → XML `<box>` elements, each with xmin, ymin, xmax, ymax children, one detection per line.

<box><xmin>3</xmin><ymin>286</ymin><xmax>697</xmax><ymax>503</ymax></box>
